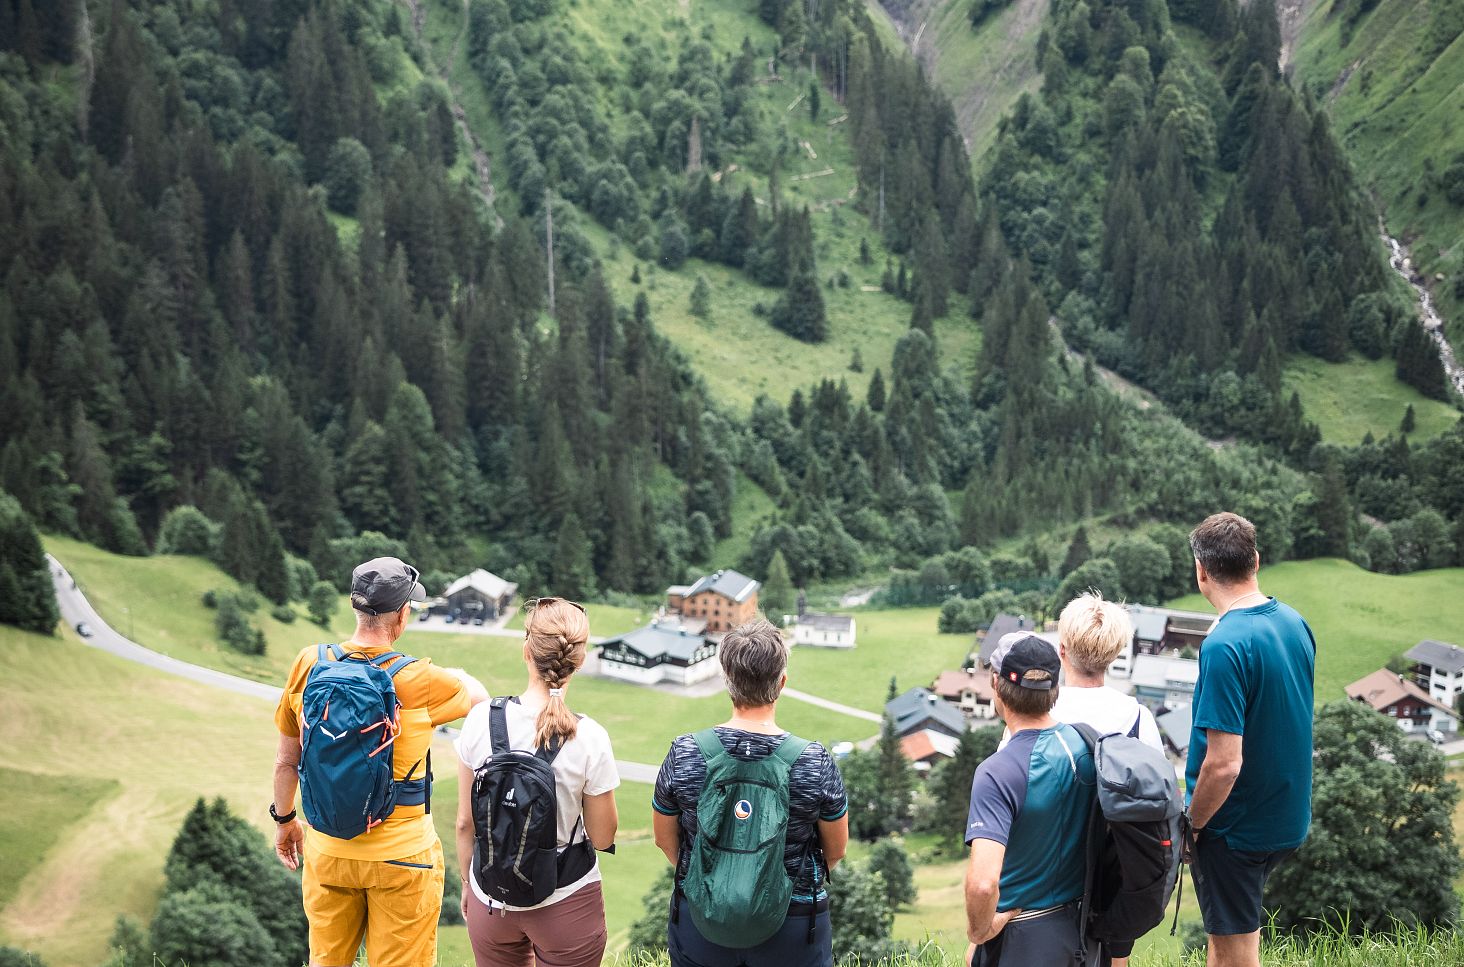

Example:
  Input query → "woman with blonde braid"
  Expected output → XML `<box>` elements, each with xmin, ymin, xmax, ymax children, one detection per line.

<box><xmin>455</xmin><ymin>598</ymin><xmax>620</xmax><ymax>967</ymax></box>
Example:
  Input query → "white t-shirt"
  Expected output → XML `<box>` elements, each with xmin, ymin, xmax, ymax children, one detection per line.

<box><xmin>455</xmin><ymin>697</ymin><xmax>620</xmax><ymax>909</ymax></box>
<box><xmin>1051</xmin><ymin>686</ymin><xmax>1163</xmax><ymax>751</ymax></box>
<box><xmin>998</xmin><ymin>686</ymin><xmax>1164</xmax><ymax>752</ymax></box>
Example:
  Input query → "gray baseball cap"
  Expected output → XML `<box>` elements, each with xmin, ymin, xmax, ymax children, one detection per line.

<box><xmin>349</xmin><ymin>557</ymin><xmax>427</xmax><ymax>615</ymax></box>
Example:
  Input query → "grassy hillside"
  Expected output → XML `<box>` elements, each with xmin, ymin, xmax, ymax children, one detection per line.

<box><xmin>786</xmin><ymin>607</ymin><xmax>972</xmax><ymax>712</ymax></box>
<box><xmin>1291</xmin><ymin>0</ymin><xmax>1464</xmax><ymax>349</ymax></box>
<box><xmin>1283</xmin><ymin>354</ymin><xmax>1463</xmax><ymax>445</ymax></box>
<box><xmin>1166</xmin><ymin>557</ymin><xmax>1464</xmax><ymax>701</ymax></box>
<box><xmin>0</xmin><ymin>626</ymin><xmax>280</xmax><ymax>966</ymax></box>
<box><xmin>885</xmin><ymin>0</ymin><xmax>1051</xmax><ymax>164</ymax></box>
<box><xmin>416</xmin><ymin>0</ymin><xmax>981</xmax><ymax>412</ymax></box>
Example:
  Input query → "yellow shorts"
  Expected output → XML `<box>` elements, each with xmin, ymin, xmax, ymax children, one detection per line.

<box><xmin>302</xmin><ymin>838</ymin><xmax>445</xmax><ymax>967</ymax></box>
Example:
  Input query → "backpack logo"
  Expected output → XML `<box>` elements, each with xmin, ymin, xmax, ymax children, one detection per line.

<box><xmin>502</xmin><ymin>788</ymin><xmax>516</xmax><ymax>806</ymax></box>
<box><xmin>734</xmin><ymin>799</ymin><xmax>753</xmax><ymax>820</ymax></box>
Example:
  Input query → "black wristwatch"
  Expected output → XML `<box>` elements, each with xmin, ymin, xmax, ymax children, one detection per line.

<box><xmin>269</xmin><ymin>802</ymin><xmax>297</xmax><ymax>825</ymax></box>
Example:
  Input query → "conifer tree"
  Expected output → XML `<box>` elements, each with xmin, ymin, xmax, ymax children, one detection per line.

<box><xmin>761</xmin><ymin>549</ymin><xmax>794</xmax><ymax>620</ymax></box>
<box><xmin>0</xmin><ymin>492</ymin><xmax>58</xmax><ymax>634</ymax></box>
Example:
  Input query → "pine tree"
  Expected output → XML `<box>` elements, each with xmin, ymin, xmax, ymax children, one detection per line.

<box><xmin>0</xmin><ymin>492</ymin><xmax>59</xmax><ymax>634</ymax></box>
<box><xmin>867</xmin><ymin>368</ymin><xmax>886</xmax><ymax>412</ymax></box>
<box><xmin>552</xmin><ymin>512</ymin><xmax>596</xmax><ymax>599</ymax></box>
<box><xmin>1061</xmin><ymin>525</ymin><xmax>1092</xmax><ymax>575</ymax></box>
<box><xmin>689</xmin><ymin>274</ymin><xmax>711</xmax><ymax>319</ymax></box>
<box><xmin>1401</xmin><ymin>403</ymin><xmax>1417</xmax><ymax>435</ymax></box>
<box><xmin>762</xmin><ymin>549</ymin><xmax>794</xmax><ymax>620</ymax></box>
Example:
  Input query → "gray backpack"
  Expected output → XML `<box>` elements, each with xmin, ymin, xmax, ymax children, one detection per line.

<box><xmin>1071</xmin><ymin>722</ymin><xmax>1184</xmax><ymax>955</ymax></box>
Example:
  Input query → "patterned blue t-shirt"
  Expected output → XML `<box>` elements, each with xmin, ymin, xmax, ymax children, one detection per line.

<box><xmin>653</xmin><ymin>728</ymin><xmax>848</xmax><ymax>900</ymax></box>
<box><xmin>965</xmin><ymin>723</ymin><xmax>1096</xmax><ymax>911</ymax></box>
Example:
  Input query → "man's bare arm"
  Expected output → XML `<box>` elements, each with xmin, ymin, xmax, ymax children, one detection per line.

<box><xmin>272</xmin><ymin>732</ymin><xmax>304</xmax><ymax>870</ymax></box>
<box><xmin>1189</xmin><ymin>728</ymin><xmax>1243</xmax><ymax>830</ymax></box>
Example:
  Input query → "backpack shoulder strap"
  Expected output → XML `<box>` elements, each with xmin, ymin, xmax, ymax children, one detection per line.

<box><xmin>489</xmin><ymin>697</ymin><xmax>511</xmax><ymax>757</ymax></box>
<box><xmin>317</xmin><ymin>643</ymin><xmax>336</xmax><ymax>663</ymax></box>
<box><xmin>691</xmin><ymin>727</ymin><xmax>725</xmax><ymax>763</ymax></box>
<box><xmin>372</xmin><ymin>651</ymin><xmax>417</xmax><ymax>678</ymax></box>
<box><xmin>772</xmin><ymin>735</ymin><xmax>811</xmax><ymax>769</ymax></box>
<box><xmin>1070</xmin><ymin>721</ymin><xmax>1101</xmax><ymax>753</ymax></box>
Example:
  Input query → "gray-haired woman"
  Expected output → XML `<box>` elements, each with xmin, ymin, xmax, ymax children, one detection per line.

<box><xmin>651</xmin><ymin>618</ymin><xmax>850</xmax><ymax>967</ymax></box>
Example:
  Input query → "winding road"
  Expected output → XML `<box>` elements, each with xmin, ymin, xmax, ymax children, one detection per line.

<box><xmin>45</xmin><ymin>555</ymin><xmax>661</xmax><ymax>784</ymax></box>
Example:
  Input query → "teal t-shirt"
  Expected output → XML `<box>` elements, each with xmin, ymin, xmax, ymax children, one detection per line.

<box><xmin>966</xmin><ymin>724</ymin><xmax>1096</xmax><ymax>910</ymax></box>
<box><xmin>1185</xmin><ymin>598</ymin><xmax>1315</xmax><ymax>852</ymax></box>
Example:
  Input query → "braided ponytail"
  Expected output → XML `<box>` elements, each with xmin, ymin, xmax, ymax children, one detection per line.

<box><xmin>525</xmin><ymin>601</ymin><xmax>589</xmax><ymax>750</ymax></box>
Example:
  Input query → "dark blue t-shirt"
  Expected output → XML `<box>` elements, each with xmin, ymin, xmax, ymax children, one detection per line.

<box><xmin>965</xmin><ymin>723</ymin><xmax>1095</xmax><ymax>911</ymax></box>
<box><xmin>1185</xmin><ymin>598</ymin><xmax>1315</xmax><ymax>852</ymax></box>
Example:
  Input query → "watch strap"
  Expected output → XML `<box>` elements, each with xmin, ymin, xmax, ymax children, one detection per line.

<box><xmin>270</xmin><ymin>803</ymin><xmax>297</xmax><ymax>824</ymax></box>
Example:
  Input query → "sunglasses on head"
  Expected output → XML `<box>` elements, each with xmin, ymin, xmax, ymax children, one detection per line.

<box><xmin>522</xmin><ymin>596</ymin><xmax>587</xmax><ymax>615</ymax></box>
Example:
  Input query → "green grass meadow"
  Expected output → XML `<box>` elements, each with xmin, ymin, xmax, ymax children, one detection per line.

<box><xmin>785</xmin><ymin>607</ymin><xmax>973</xmax><ymax>714</ymax></box>
<box><xmin>1283</xmin><ymin>354</ymin><xmax>1462</xmax><ymax>445</ymax></box>
<box><xmin>1166</xmin><ymin>557</ymin><xmax>1464</xmax><ymax>702</ymax></box>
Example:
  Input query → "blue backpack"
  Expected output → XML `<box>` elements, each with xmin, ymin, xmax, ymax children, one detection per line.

<box><xmin>298</xmin><ymin>645</ymin><xmax>431</xmax><ymax>839</ymax></box>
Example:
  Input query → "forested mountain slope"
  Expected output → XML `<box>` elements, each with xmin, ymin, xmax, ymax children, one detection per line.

<box><xmin>1</xmin><ymin>0</ymin><xmax>1462</xmax><ymax>622</ymax></box>
<box><xmin>1290</xmin><ymin>0</ymin><xmax>1464</xmax><ymax>352</ymax></box>
<box><xmin>876</xmin><ymin>0</ymin><xmax>1050</xmax><ymax>161</ymax></box>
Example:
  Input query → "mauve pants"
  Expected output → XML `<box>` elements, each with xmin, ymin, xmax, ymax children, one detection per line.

<box><xmin>464</xmin><ymin>879</ymin><xmax>607</xmax><ymax>967</ymax></box>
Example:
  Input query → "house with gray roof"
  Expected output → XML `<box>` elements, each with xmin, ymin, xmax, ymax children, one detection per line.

<box><xmin>443</xmin><ymin>568</ymin><xmax>518</xmax><ymax>619</ymax></box>
<box><xmin>785</xmin><ymin>611</ymin><xmax>856</xmax><ymax>648</ymax></box>
<box><xmin>1130</xmin><ymin>654</ymin><xmax>1199</xmax><ymax>712</ymax></box>
<box><xmin>1406</xmin><ymin>640</ymin><xmax>1464</xmax><ymax>707</ymax></box>
<box><xmin>1156</xmin><ymin>703</ymin><xmax>1192</xmax><ymax>758</ymax></box>
<box><xmin>976</xmin><ymin>614</ymin><xmax>1038</xmax><ymax>667</ymax></box>
<box><xmin>598</xmin><ymin>616</ymin><xmax>720</xmax><ymax>686</ymax></box>
<box><xmin>885</xmin><ymin>687</ymin><xmax>968</xmax><ymax>739</ymax></box>
<box><xmin>666</xmin><ymin>568</ymin><xmax>761</xmax><ymax>635</ymax></box>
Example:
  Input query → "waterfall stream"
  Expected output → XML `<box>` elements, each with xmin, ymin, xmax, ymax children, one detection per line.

<box><xmin>1383</xmin><ymin>232</ymin><xmax>1464</xmax><ymax>397</ymax></box>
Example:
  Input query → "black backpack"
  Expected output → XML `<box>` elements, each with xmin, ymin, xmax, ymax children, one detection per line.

<box><xmin>469</xmin><ymin>697</ymin><xmax>595</xmax><ymax>907</ymax></box>
<box><xmin>1072</xmin><ymin>721</ymin><xmax>1184</xmax><ymax>956</ymax></box>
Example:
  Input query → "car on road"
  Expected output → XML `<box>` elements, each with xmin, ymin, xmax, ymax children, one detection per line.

<box><xmin>472</xmin><ymin>616</ymin><xmax>486</xmax><ymax>626</ymax></box>
<box><xmin>75</xmin><ymin>622</ymin><xmax>93</xmax><ymax>638</ymax></box>
<box><xmin>1429</xmin><ymin>729</ymin><xmax>1447</xmax><ymax>745</ymax></box>
<box><xmin>417</xmin><ymin>610</ymin><xmax>429</xmax><ymax>622</ymax></box>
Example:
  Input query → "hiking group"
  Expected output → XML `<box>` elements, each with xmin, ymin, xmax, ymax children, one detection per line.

<box><xmin>268</xmin><ymin>511</ymin><xmax>1315</xmax><ymax>967</ymax></box>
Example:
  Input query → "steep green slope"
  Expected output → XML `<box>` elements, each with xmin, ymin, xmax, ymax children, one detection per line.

<box><xmin>879</xmin><ymin>0</ymin><xmax>1050</xmax><ymax>163</ymax></box>
<box><xmin>1291</xmin><ymin>0</ymin><xmax>1464</xmax><ymax>349</ymax></box>
<box><xmin>414</xmin><ymin>0</ymin><xmax>979</xmax><ymax>411</ymax></box>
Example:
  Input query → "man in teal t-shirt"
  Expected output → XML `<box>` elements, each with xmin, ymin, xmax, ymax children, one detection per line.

<box><xmin>1185</xmin><ymin>513</ymin><xmax>1315</xmax><ymax>967</ymax></box>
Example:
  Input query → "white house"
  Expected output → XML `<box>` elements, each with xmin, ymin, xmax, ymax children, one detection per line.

<box><xmin>784</xmin><ymin>612</ymin><xmax>856</xmax><ymax>648</ymax></box>
<box><xmin>1346</xmin><ymin>668</ymin><xmax>1460</xmax><ymax>736</ymax></box>
<box><xmin>597</xmin><ymin>617</ymin><xmax>720</xmax><ymax>686</ymax></box>
<box><xmin>1130</xmin><ymin>654</ymin><xmax>1199</xmax><ymax>712</ymax></box>
<box><xmin>1406</xmin><ymin>640</ymin><xmax>1464</xmax><ymax>708</ymax></box>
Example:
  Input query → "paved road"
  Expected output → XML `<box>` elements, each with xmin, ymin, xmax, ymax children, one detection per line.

<box><xmin>782</xmin><ymin>687</ymin><xmax>882</xmax><ymax>723</ymax></box>
<box><xmin>45</xmin><ymin>555</ymin><xmax>662</xmax><ymax>781</ymax></box>
<box><xmin>48</xmin><ymin>555</ymin><xmax>282</xmax><ymax>702</ymax></box>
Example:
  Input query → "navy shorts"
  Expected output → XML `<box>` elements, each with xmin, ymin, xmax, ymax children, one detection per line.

<box><xmin>1191</xmin><ymin>830</ymin><xmax>1295</xmax><ymax>936</ymax></box>
<box><xmin>668</xmin><ymin>897</ymin><xmax>832</xmax><ymax>967</ymax></box>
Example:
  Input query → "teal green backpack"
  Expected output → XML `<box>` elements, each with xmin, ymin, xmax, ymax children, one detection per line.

<box><xmin>680</xmin><ymin>729</ymin><xmax>811</xmax><ymax>948</ymax></box>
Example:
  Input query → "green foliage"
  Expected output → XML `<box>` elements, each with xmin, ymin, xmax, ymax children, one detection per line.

<box><xmin>627</xmin><ymin>866</ymin><xmax>675</xmax><ymax>958</ymax></box>
<box><xmin>156</xmin><ymin>506</ymin><xmax>220</xmax><ymax>557</ymax></box>
<box><xmin>323</xmin><ymin>137</ymin><xmax>372</xmax><ymax>214</ymax></box>
<box><xmin>919</xmin><ymin>726</ymin><xmax>1002</xmax><ymax>853</ymax></box>
<box><xmin>0</xmin><ymin>949</ymin><xmax>45</xmax><ymax>967</ymax></box>
<box><xmin>213</xmin><ymin>591</ymin><xmax>266</xmax><ymax>655</ymax></box>
<box><xmin>689</xmin><ymin>273</ymin><xmax>711</xmax><ymax>319</ymax></box>
<box><xmin>1053</xmin><ymin>557</ymin><xmax>1121</xmax><ymax>609</ymax></box>
<box><xmin>306</xmin><ymin>580</ymin><xmax>339</xmax><ymax>626</ymax></box>
<box><xmin>761</xmin><ymin>548</ymin><xmax>794</xmax><ymax>620</ymax></box>
<box><xmin>151</xmin><ymin>798</ymin><xmax>309</xmax><ymax>967</ymax></box>
<box><xmin>866</xmin><ymin>839</ymin><xmax>918</xmax><ymax>909</ymax></box>
<box><xmin>845</xmin><ymin>713</ymin><xmax>917</xmax><ymax>841</ymax></box>
<box><xmin>1267</xmin><ymin>701</ymin><xmax>1462</xmax><ymax>934</ymax></box>
<box><xmin>828</xmin><ymin>857</ymin><xmax>896</xmax><ymax>963</ymax></box>
<box><xmin>0</xmin><ymin>491</ymin><xmax>58</xmax><ymax>634</ymax></box>
<box><xmin>101</xmin><ymin>915</ymin><xmax>150</xmax><ymax>967</ymax></box>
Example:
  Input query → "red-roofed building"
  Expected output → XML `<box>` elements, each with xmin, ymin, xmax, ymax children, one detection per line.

<box><xmin>932</xmin><ymin>668</ymin><xmax>998</xmax><ymax>721</ymax></box>
<box><xmin>1345</xmin><ymin>668</ymin><xmax>1459</xmax><ymax>736</ymax></box>
<box><xmin>899</xmin><ymin>729</ymin><xmax>960</xmax><ymax>770</ymax></box>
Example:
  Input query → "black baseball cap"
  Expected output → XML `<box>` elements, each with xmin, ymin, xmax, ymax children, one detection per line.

<box><xmin>350</xmin><ymin>557</ymin><xmax>427</xmax><ymax>615</ymax></box>
<box><xmin>987</xmin><ymin>632</ymin><xmax>1060</xmax><ymax>690</ymax></box>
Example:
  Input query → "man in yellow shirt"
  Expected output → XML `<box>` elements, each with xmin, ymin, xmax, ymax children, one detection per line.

<box><xmin>271</xmin><ymin>557</ymin><xmax>489</xmax><ymax>967</ymax></box>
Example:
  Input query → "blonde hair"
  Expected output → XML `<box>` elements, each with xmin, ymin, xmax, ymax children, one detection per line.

<box><xmin>1058</xmin><ymin>591</ymin><xmax>1133</xmax><ymax>678</ymax></box>
<box><xmin>524</xmin><ymin>599</ymin><xmax>590</xmax><ymax>750</ymax></box>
